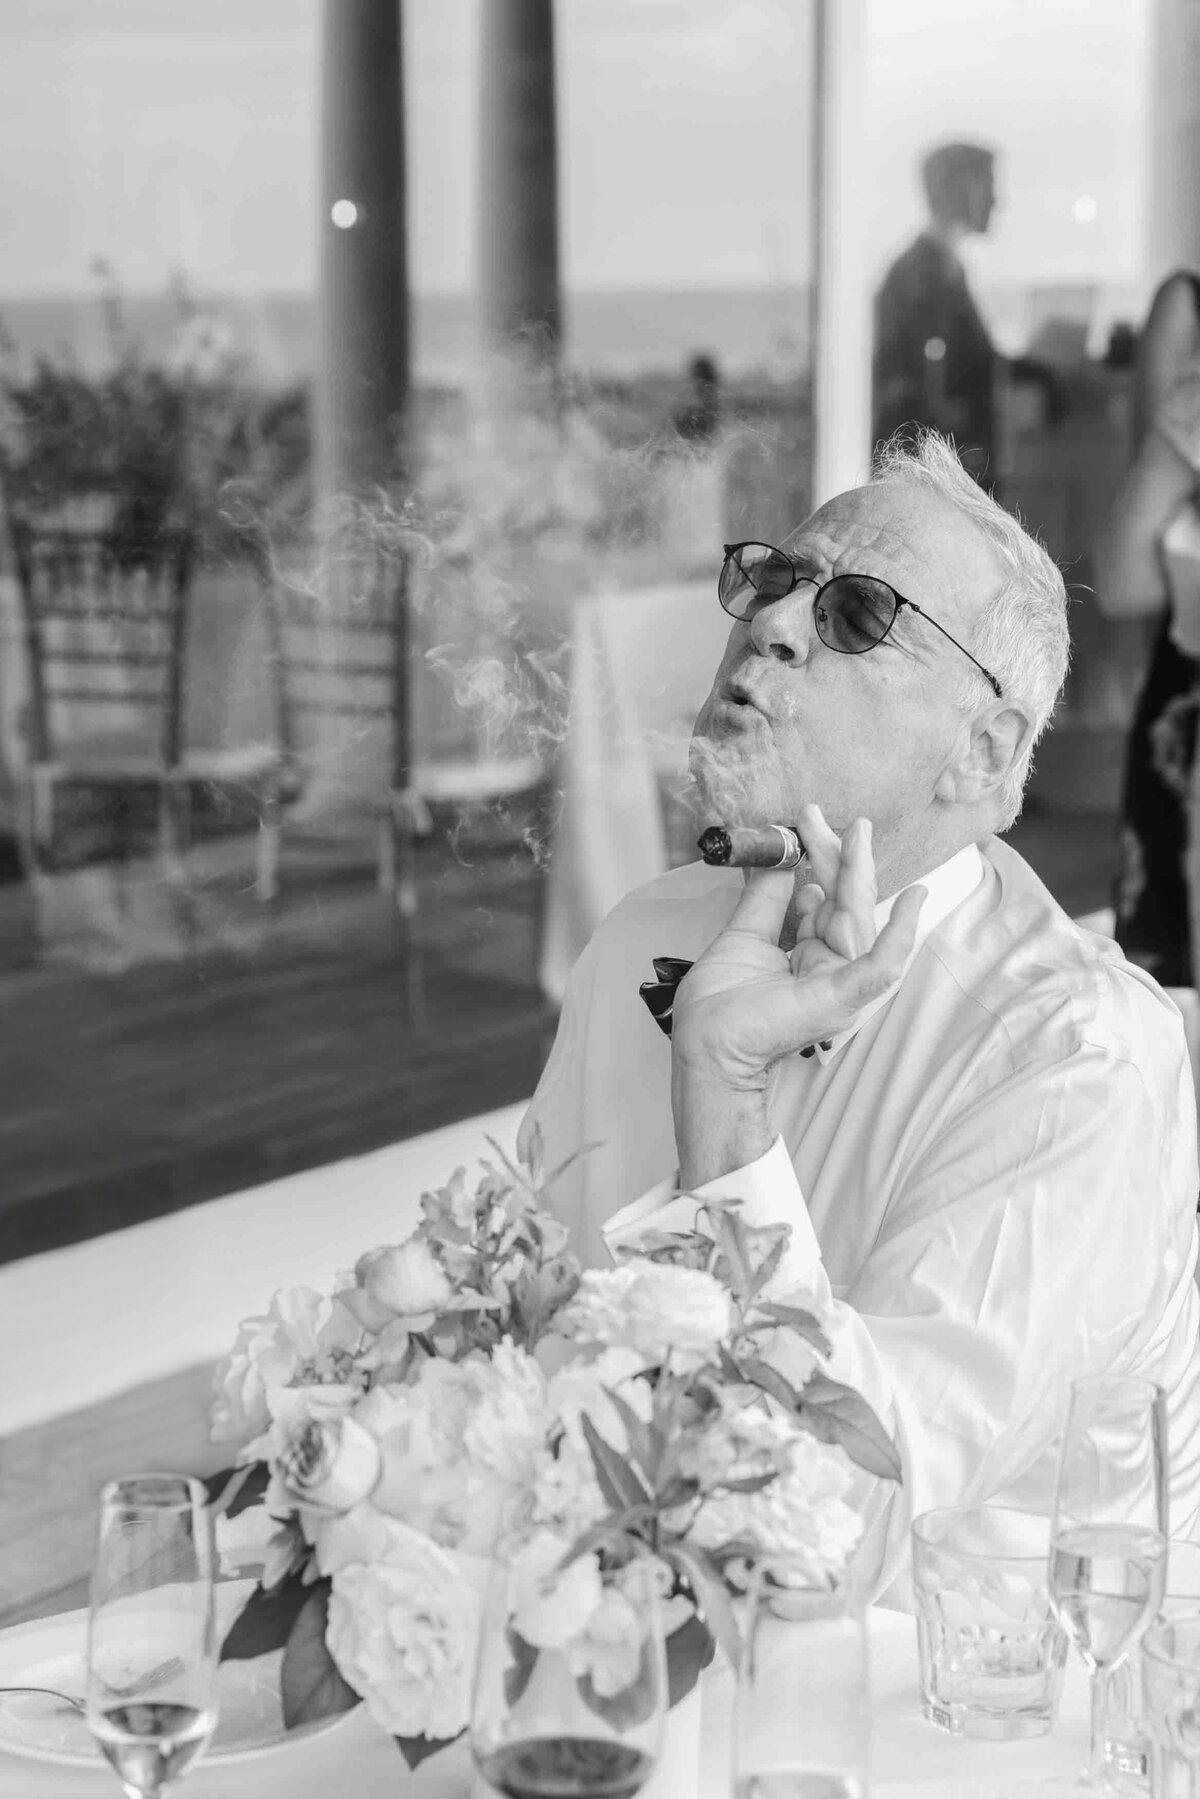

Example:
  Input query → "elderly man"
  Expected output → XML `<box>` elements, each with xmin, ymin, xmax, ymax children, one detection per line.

<box><xmin>520</xmin><ymin>432</ymin><xmax>1200</xmax><ymax>1600</ymax></box>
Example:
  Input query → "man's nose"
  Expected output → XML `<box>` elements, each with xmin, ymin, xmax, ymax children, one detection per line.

<box><xmin>747</xmin><ymin>587</ymin><xmax>815</xmax><ymax>665</ymax></box>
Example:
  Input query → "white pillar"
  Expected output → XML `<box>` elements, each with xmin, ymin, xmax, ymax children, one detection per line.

<box><xmin>1146</xmin><ymin>0</ymin><xmax>1200</xmax><ymax>281</ymax></box>
<box><xmin>810</xmin><ymin>0</ymin><xmax>871</xmax><ymax>508</ymax></box>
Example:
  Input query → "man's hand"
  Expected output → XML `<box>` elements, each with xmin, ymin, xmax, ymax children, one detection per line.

<box><xmin>671</xmin><ymin>806</ymin><xmax>926</xmax><ymax>1186</ymax></box>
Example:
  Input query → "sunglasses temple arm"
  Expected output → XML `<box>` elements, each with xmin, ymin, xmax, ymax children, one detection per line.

<box><xmin>911</xmin><ymin>605</ymin><xmax>1003</xmax><ymax>698</ymax></box>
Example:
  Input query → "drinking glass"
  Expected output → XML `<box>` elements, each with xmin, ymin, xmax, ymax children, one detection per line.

<box><xmin>911</xmin><ymin>1505</ymin><xmax>1068</xmax><ymax>1738</ymax></box>
<box><xmin>1097</xmin><ymin>1540</ymin><xmax>1200</xmax><ymax>1787</ymax></box>
<box><xmin>470</xmin><ymin>1534</ymin><xmax>666</xmax><ymax>1799</ymax></box>
<box><xmin>85</xmin><ymin>1474</ymin><xmax>218</xmax><ymax>1799</ymax></box>
<box><xmin>733</xmin><ymin>1563</ymin><xmax>870</xmax><ymax>1799</ymax></box>
<box><xmin>1048</xmin><ymin>1375</ymin><xmax>1169</xmax><ymax>1793</ymax></box>
<box><xmin>1141</xmin><ymin>1608</ymin><xmax>1200</xmax><ymax>1799</ymax></box>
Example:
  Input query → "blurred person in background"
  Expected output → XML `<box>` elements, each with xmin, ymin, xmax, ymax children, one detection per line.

<box><xmin>1097</xmin><ymin>270</ymin><xmax>1200</xmax><ymax>989</ymax></box>
<box><xmin>872</xmin><ymin>141</ymin><xmax>999</xmax><ymax>487</ymax></box>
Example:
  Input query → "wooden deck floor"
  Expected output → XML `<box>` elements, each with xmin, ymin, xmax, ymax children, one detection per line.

<box><xmin>0</xmin><ymin>837</ymin><xmax>556</xmax><ymax>1264</ymax></box>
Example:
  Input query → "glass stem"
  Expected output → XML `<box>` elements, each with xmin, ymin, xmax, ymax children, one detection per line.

<box><xmin>1089</xmin><ymin>1663</ymin><xmax>1112</xmax><ymax>1787</ymax></box>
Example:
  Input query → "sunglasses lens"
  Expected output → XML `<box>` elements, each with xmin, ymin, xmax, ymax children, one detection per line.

<box><xmin>718</xmin><ymin>544</ymin><xmax>796</xmax><ymax>618</ymax></box>
<box><xmin>815</xmin><ymin>575</ymin><xmax>897</xmax><ymax>651</ymax></box>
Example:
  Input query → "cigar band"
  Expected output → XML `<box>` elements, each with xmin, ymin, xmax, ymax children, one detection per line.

<box><xmin>772</xmin><ymin>825</ymin><xmax>804</xmax><ymax>869</ymax></box>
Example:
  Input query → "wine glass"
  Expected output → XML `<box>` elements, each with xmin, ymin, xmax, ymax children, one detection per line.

<box><xmin>1048</xmin><ymin>1375</ymin><xmax>1168</xmax><ymax>1794</ymax></box>
<box><xmin>733</xmin><ymin>1560</ymin><xmax>871</xmax><ymax>1799</ymax></box>
<box><xmin>85</xmin><ymin>1474</ymin><xmax>218</xmax><ymax>1799</ymax></box>
<box><xmin>470</xmin><ymin>1533</ymin><xmax>666</xmax><ymax>1799</ymax></box>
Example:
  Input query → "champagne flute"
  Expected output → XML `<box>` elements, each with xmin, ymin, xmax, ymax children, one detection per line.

<box><xmin>470</xmin><ymin>1532</ymin><xmax>665</xmax><ymax>1799</ymax></box>
<box><xmin>733</xmin><ymin>1560</ymin><xmax>870</xmax><ymax>1799</ymax></box>
<box><xmin>85</xmin><ymin>1474</ymin><xmax>218</xmax><ymax>1799</ymax></box>
<box><xmin>1048</xmin><ymin>1375</ymin><xmax>1168</xmax><ymax>1794</ymax></box>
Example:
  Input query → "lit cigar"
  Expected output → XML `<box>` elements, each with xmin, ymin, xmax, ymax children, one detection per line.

<box><xmin>697</xmin><ymin>823</ymin><xmax>805</xmax><ymax>870</ymax></box>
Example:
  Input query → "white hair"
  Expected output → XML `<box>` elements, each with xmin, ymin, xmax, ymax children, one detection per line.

<box><xmin>870</xmin><ymin>430</ymin><xmax>1071</xmax><ymax>828</ymax></box>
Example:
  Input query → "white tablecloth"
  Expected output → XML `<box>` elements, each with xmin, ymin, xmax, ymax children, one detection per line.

<box><xmin>0</xmin><ymin>1609</ymin><xmax>1090</xmax><ymax>1799</ymax></box>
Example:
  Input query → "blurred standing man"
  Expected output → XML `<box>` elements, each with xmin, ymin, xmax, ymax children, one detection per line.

<box><xmin>872</xmin><ymin>142</ymin><xmax>998</xmax><ymax>487</ymax></box>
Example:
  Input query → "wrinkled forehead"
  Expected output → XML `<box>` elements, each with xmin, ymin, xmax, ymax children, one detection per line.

<box><xmin>782</xmin><ymin>481</ymin><xmax>1005</xmax><ymax>623</ymax></box>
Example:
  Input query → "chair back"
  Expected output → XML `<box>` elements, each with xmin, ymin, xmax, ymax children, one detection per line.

<box><xmin>8</xmin><ymin>510</ymin><xmax>193</xmax><ymax>773</ymax></box>
<box><xmin>254</xmin><ymin>533</ymin><xmax>411</xmax><ymax>814</ymax></box>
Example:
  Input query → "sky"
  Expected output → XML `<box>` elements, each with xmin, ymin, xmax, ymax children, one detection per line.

<box><xmin>0</xmin><ymin>0</ymin><xmax>1160</xmax><ymax>300</ymax></box>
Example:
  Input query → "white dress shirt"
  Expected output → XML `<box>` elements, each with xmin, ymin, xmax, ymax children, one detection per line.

<box><xmin>519</xmin><ymin>836</ymin><xmax>1200</xmax><ymax>1601</ymax></box>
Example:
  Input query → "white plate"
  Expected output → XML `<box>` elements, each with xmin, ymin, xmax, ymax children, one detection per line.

<box><xmin>0</xmin><ymin>1586</ymin><xmax>355</xmax><ymax>1769</ymax></box>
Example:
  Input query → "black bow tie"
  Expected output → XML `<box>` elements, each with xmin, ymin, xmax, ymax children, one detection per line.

<box><xmin>637</xmin><ymin>956</ymin><xmax>830</xmax><ymax>1055</ymax></box>
<box><xmin>638</xmin><ymin>957</ymin><xmax>693</xmax><ymax>1037</ymax></box>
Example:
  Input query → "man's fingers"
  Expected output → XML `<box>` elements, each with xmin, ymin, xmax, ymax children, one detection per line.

<box><xmin>723</xmin><ymin>867</ymin><xmax>797</xmax><ymax>940</ymax></box>
<box><xmin>834</xmin><ymin>818</ymin><xmax>878</xmax><ymax>938</ymax></box>
<box><xmin>791</xmin><ymin>882</ymin><xmax>825</xmax><ymax>941</ymax></box>
<box><xmin>796</xmin><ymin>802</ymin><xmax>842</xmax><ymax>894</ymax></box>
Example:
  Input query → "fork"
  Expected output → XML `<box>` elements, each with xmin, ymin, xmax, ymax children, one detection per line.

<box><xmin>0</xmin><ymin>1655</ymin><xmax>186</xmax><ymax>1713</ymax></box>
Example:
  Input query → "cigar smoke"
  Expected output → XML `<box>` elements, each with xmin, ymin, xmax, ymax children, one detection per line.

<box><xmin>220</xmin><ymin>345</ymin><xmax>799</xmax><ymax>873</ymax></box>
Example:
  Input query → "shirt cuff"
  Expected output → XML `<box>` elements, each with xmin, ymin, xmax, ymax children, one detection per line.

<box><xmin>601</xmin><ymin>1134</ymin><xmax>823</xmax><ymax>1288</ymax></box>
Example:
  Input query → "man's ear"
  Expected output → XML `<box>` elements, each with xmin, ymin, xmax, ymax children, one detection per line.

<box><xmin>934</xmin><ymin>703</ymin><xmax>1038</xmax><ymax>806</ymax></box>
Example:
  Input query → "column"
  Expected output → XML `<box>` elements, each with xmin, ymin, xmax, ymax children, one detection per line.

<box><xmin>477</xmin><ymin>0</ymin><xmax>561</xmax><ymax>366</ymax></box>
<box><xmin>1146</xmin><ymin>0</ymin><xmax>1200</xmax><ymax>282</ymax></box>
<box><xmin>810</xmin><ymin>0</ymin><xmax>871</xmax><ymax>507</ymax></box>
<box><xmin>315</xmin><ymin>0</ymin><xmax>410</xmax><ymax>504</ymax></box>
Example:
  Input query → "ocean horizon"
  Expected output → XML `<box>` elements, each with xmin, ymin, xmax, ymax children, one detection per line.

<box><xmin>0</xmin><ymin>276</ymin><xmax>1143</xmax><ymax>388</ymax></box>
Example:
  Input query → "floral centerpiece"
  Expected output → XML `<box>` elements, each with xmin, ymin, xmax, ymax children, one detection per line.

<box><xmin>205</xmin><ymin>1132</ymin><xmax>900</xmax><ymax>1769</ymax></box>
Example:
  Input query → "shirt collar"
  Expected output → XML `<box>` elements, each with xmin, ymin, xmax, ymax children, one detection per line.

<box><xmin>810</xmin><ymin>841</ymin><xmax>985</xmax><ymax>1066</ymax></box>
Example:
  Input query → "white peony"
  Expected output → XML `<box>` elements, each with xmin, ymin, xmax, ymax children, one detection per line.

<box><xmin>462</xmin><ymin>1338</ymin><xmax>550</xmax><ymax>1485</ymax></box>
<box><xmin>509</xmin><ymin>1531</ymin><xmax>604</xmax><ymax>1649</ymax></box>
<box><xmin>688</xmin><ymin>1429</ymin><xmax>863</xmax><ymax>1585</ymax></box>
<box><xmin>211</xmin><ymin>1288</ymin><xmax>365</xmax><ymax>1444</ymax></box>
<box><xmin>562</xmin><ymin>1586</ymin><xmax>645</xmax><ymax>1698</ymax></box>
<box><xmin>313</xmin><ymin>1343</ymin><xmax>547</xmax><ymax>1561</ymax></box>
<box><xmin>561</xmin><ymin>1262</ymin><xmax>732</xmax><ymax>1365</ymax></box>
<box><xmin>326</xmin><ymin>1523</ymin><xmax>488</xmax><ymax>1741</ymax></box>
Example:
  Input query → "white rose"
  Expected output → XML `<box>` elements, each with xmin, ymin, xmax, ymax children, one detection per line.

<box><xmin>211</xmin><ymin>1287</ymin><xmax>364</xmax><ymax>1444</ymax></box>
<box><xmin>326</xmin><ymin>1525</ymin><xmax>488</xmax><ymax>1741</ymax></box>
<box><xmin>510</xmin><ymin>1532</ymin><xmax>604</xmax><ymax>1649</ymax></box>
<box><xmin>275</xmin><ymin>1413</ymin><xmax>382</xmax><ymax>1513</ymax></box>
<box><xmin>353</xmin><ymin>1238</ymin><xmax>454</xmax><ymax>1325</ymax></box>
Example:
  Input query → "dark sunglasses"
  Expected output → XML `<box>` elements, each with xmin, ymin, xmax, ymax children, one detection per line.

<box><xmin>718</xmin><ymin>541</ymin><xmax>1003</xmax><ymax>699</ymax></box>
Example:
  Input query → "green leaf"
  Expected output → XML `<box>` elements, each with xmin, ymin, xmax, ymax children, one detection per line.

<box><xmin>717</xmin><ymin>1343</ymin><xmax>745</xmax><ymax>1386</ymax></box>
<box><xmin>395</xmin><ymin>1730</ymin><xmax>463</xmax><ymax>1770</ymax></box>
<box><xmin>740</xmin><ymin>1355</ymin><xmax>804</xmax><ymax>1413</ymax></box>
<box><xmin>665</xmin><ymin>1613</ymin><xmax>716</xmax><ymax>1707</ymax></box>
<box><xmin>601</xmin><ymin>1386</ymin><xmax>659</xmax><ymax>1484</ymax></box>
<box><xmin>714</xmin><ymin>1472</ymin><xmax>776</xmax><ymax>1496</ymax></box>
<box><xmin>798</xmin><ymin>1373</ymin><xmax>903</xmax><ymax>1483</ymax></box>
<box><xmin>745</xmin><ymin>1232</ymin><xmax>788</xmax><ymax>1302</ymax></box>
<box><xmin>219</xmin><ymin>1567</ymin><xmax>311</xmax><ymax>1663</ymax></box>
<box><xmin>581</xmin><ymin>1413</ymin><xmax>653</xmax><ymax>1511</ymax></box>
<box><xmin>504</xmin><ymin>1626</ymin><xmax>539</xmax><ymax>1709</ymax></box>
<box><xmin>750</xmin><ymin>1304</ymin><xmax>833</xmax><ymax>1360</ymax></box>
<box><xmin>204</xmin><ymin>1462</ymin><xmax>270</xmax><ymax>1520</ymax></box>
<box><xmin>280</xmin><ymin>1579</ymin><xmax>362</xmax><ymax>1730</ymax></box>
<box><xmin>541</xmin><ymin>1139</ymin><xmax>604</xmax><ymax>1195</ymax></box>
<box><xmin>666</xmin><ymin>1545</ymin><xmax>741</xmax><ymax>1671</ymax></box>
<box><xmin>708</xmin><ymin>1208</ymin><xmax>752</xmax><ymax>1300</ymax></box>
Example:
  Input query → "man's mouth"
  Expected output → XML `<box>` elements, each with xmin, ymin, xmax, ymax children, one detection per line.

<box><xmin>721</xmin><ymin>673</ymin><xmax>766</xmax><ymax>714</ymax></box>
